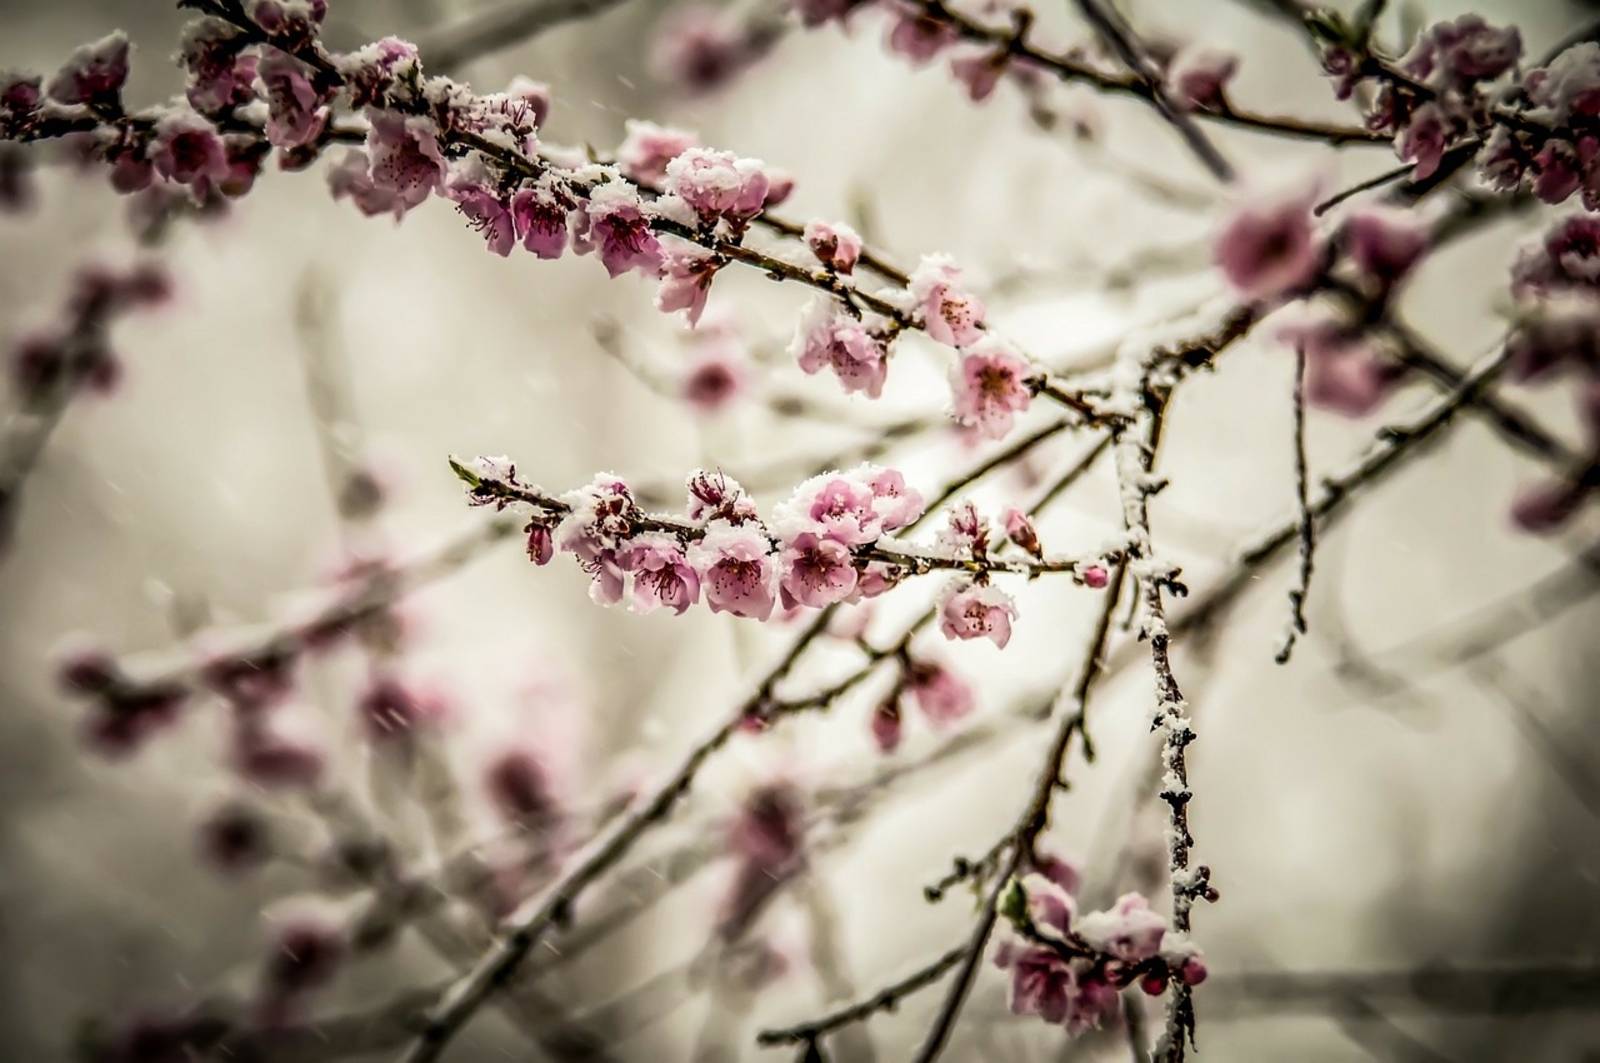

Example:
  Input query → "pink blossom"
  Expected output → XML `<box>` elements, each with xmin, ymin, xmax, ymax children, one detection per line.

<box><xmin>790</xmin><ymin>297</ymin><xmax>891</xmax><ymax>398</ymax></box>
<box><xmin>865</xmin><ymin>466</ymin><xmax>925</xmax><ymax>531</ymax></box>
<box><xmin>804</xmin><ymin>219</ymin><xmax>862</xmax><ymax>273</ymax></box>
<box><xmin>1032</xmin><ymin>850</ymin><xmax>1081</xmax><ymax>896</ymax></box>
<box><xmin>248</xmin><ymin>0</ymin><xmax>328</xmax><ymax>44</ymax></box>
<box><xmin>1525</xmin><ymin>42</ymin><xmax>1600</xmax><ymax>127</ymax></box>
<box><xmin>556</xmin><ymin>473</ymin><xmax>640</xmax><ymax>603</ymax></box>
<box><xmin>906</xmin><ymin>661</ymin><xmax>975</xmax><ymax>725</ymax></box>
<box><xmin>995</xmin><ymin>509</ymin><xmax>1039</xmax><ymax>559</ymax></box>
<box><xmin>1342</xmin><ymin>208</ymin><xmax>1428</xmax><ymax>286</ymax></box>
<box><xmin>151</xmin><ymin>110</ymin><xmax>230</xmax><ymax>188</ymax></box>
<box><xmin>1167</xmin><ymin>45</ymin><xmax>1237</xmax><ymax>110</ymax></box>
<box><xmin>950</xmin><ymin>338</ymin><xmax>1033</xmax><ymax>439</ymax></box>
<box><xmin>618</xmin><ymin>532</ymin><xmax>701</xmax><ymax>615</ymax></box>
<box><xmin>327</xmin><ymin>149</ymin><xmax>406</xmax><ymax>218</ymax></box>
<box><xmin>1076</xmin><ymin>892</ymin><xmax>1168</xmax><ymax>963</ymax></box>
<box><xmin>1532</xmin><ymin>138</ymin><xmax>1582</xmax><ymax>204</ymax></box>
<box><xmin>651</xmin><ymin>5</ymin><xmax>770</xmax><ymax>94</ymax></box>
<box><xmin>1510</xmin><ymin>478</ymin><xmax>1587</xmax><ymax>533</ymax></box>
<box><xmin>1506</xmin><ymin>300</ymin><xmax>1600</xmax><ymax>382</ymax></box>
<box><xmin>951</xmin><ymin>50</ymin><xmax>1008</xmax><ymax>103</ymax></box>
<box><xmin>199</xmin><ymin>800</ymin><xmax>270</xmax><ymax>873</ymax></box>
<box><xmin>510</xmin><ymin>179</ymin><xmax>573</xmax><ymax>259</ymax></box>
<box><xmin>939</xmin><ymin>580</ymin><xmax>1018</xmax><ymax>648</ymax></box>
<box><xmin>46</xmin><ymin>31</ymin><xmax>129</xmax><ymax>105</ymax></box>
<box><xmin>664</xmin><ymin>146</ymin><xmax>771</xmax><ymax>225</ymax></box>
<box><xmin>795</xmin><ymin>471</ymin><xmax>882</xmax><ymax>545</ymax></box>
<box><xmin>179</xmin><ymin>20</ymin><xmax>257</xmax><ymax>115</ymax></box>
<box><xmin>1478</xmin><ymin>126</ymin><xmax>1527</xmax><ymax>193</ymax></box>
<box><xmin>1511</xmin><ymin>215</ymin><xmax>1600</xmax><ymax>298</ymax></box>
<box><xmin>1079</xmin><ymin>563</ymin><xmax>1109</xmax><ymax>589</ymax></box>
<box><xmin>778</xmin><ymin>531</ymin><xmax>859</xmax><ymax>609</ymax></box>
<box><xmin>685</xmin><ymin>469</ymin><xmax>759</xmax><ymax>524</ymax></box>
<box><xmin>448</xmin><ymin>181</ymin><xmax>516</xmax><ymax>257</ymax></box>
<box><xmin>721</xmin><ymin>783</ymin><xmax>805</xmax><ymax>934</ymax></box>
<box><xmin>681</xmin><ymin>349</ymin><xmax>747</xmax><ymax>413</ymax></box>
<box><xmin>525</xmin><ymin>521</ymin><xmax>554</xmax><ymax>565</ymax></box>
<box><xmin>1404</xmin><ymin>15</ymin><xmax>1521</xmax><ymax>89</ymax></box>
<box><xmin>1279</xmin><ymin>316</ymin><xmax>1401</xmax><ymax>416</ymax></box>
<box><xmin>357</xmin><ymin>676</ymin><xmax>445</xmax><ymax>740</ymax></box>
<box><xmin>364</xmin><ymin>110</ymin><xmax>446</xmax><ymax>216</ymax></box>
<box><xmin>1396</xmin><ymin>102</ymin><xmax>1448</xmax><ymax>181</ymax></box>
<box><xmin>578</xmin><ymin>181</ymin><xmax>664</xmax><ymax>279</ymax></box>
<box><xmin>485</xmin><ymin>749</ymin><xmax>560</xmax><ymax>829</ymax></box>
<box><xmin>1214</xmin><ymin>188</ymin><xmax>1321</xmax><ymax>301</ymax></box>
<box><xmin>886</xmin><ymin>3</ymin><xmax>959</xmax><ymax>64</ymax></box>
<box><xmin>231</xmin><ymin>720</ymin><xmax>325</xmax><ymax>790</ymax></box>
<box><xmin>997</xmin><ymin>941</ymin><xmax>1075</xmax><ymax>1024</ymax></box>
<box><xmin>616</xmin><ymin>120</ymin><xmax>697</xmax><ymax>184</ymax></box>
<box><xmin>337</xmin><ymin>37</ymin><xmax>421</xmax><ymax>109</ymax></box>
<box><xmin>656</xmin><ymin>245</ymin><xmax>721</xmax><ymax>325</ymax></box>
<box><xmin>790</xmin><ymin>0</ymin><xmax>854</xmax><ymax>28</ymax></box>
<box><xmin>938</xmin><ymin>500</ymin><xmax>991</xmax><ymax>557</ymax></box>
<box><xmin>260</xmin><ymin>912</ymin><xmax>344</xmax><ymax>1016</ymax></box>
<box><xmin>871</xmin><ymin>698</ymin><xmax>903</xmax><ymax>752</ymax></box>
<box><xmin>909</xmin><ymin>254</ymin><xmax>986</xmax><ymax>347</ymax></box>
<box><xmin>0</xmin><ymin>72</ymin><xmax>42</xmax><ymax>132</ymax></box>
<box><xmin>258</xmin><ymin>52</ymin><xmax>328</xmax><ymax>150</ymax></box>
<box><xmin>689</xmin><ymin>521</ymin><xmax>777</xmax><ymax>620</ymax></box>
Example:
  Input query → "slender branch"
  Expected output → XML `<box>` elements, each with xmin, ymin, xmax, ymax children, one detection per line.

<box><xmin>1071</xmin><ymin>0</ymin><xmax>1235</xmax><ymax>182</ymax></box>
<box><xmin>756</xmin><ymin>945</ymin><xmax>972</xmax><ymax>1048</ymax></box>
<box><xmin>1275</xmin><ymin>345</ymin><xmax>1315</xmax><ymax>664</ymax></box>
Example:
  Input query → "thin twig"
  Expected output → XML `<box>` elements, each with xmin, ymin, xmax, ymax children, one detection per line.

<box><xmin>1275</xmin><ymin>344</ymin><xmax>1315</xmax><ymax>664</ymax></box>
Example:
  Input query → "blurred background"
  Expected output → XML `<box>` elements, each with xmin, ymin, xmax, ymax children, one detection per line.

<box><xmin>2</xmin><ymin>0</ymin><xmax>1599</xmax><ymax>1059</ymax></box>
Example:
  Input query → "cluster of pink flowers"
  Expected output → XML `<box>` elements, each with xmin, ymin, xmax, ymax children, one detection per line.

<box><xmin>994</xmin><ymin>871</ymin><xmax>1206</xmax><ymax>1032</ymax></box>
<box><xmin>468</xmin><ymin>460</ymin><xmax>939</xmax><ymax>623</ymax></box>
<box><xmin>8</xmin><ymin>262</ymin><xmax>170</xmax><ymax>407</ymax></box>
<box><xmin>870</xmin><ymin>657</ymin><xmax>976</xmax><ymax>752</ymax></box>
<box><xmin>1215</xmin><ymin>192</ymin><xmax>1433</xmax><ymax>418</ymax></box>
<box><xmin>1503</xmin><ymin>214</ymin><xmax>1600</xmax><ymax>529</ymax></box>
<box><xmin>1316</xmin><ymin>15</ymin><xmax>1600</xmax><ymax>202</ymax></box>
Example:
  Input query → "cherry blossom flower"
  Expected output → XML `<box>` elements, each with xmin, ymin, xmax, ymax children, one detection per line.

<box><xmin>663</xmin><ymin>146</ymin><xmax>771</xmax><ymax>225</ymax></box>
<box><xmin>651</xmin><ymin>5</ymin><xmax>772</xmax><ymax>94</ymax></box>
<box><xmin>937</xmin><ymin>500</ymin><xmax>991</xmax><ymax>557</ymax></box>
<box><xmin>950</xmin><ymin>338</ymin><xmax>1033</xmax><ymax>439</ymax></box>
<box><xmin>1214</xmin><ymin>187</ymin><xmax>1321</xmax><ymax>301</ymax></box>
<box><xmin>1003</xmin><ymin>507</ymin><xmax>1042</xmax><ymax>558</ymax></box>
<box><xmin>656</xmin><ymin>245</ymin><xmax>721</xmax><ymax>325</ymax></box>
<box><xmin>357</xmin><ymin>676</ymin><xmax>446</xmax><ymax>740</ymax></box>
<box><xmin>557</xmin><ymin>473</ymin><xmax>640</xmax><ymax>603</ymax></box>
<box><xmin>1511</xmin><ymin>215</ymin><xmax>1600</xmax><ymax>298</ymax></box>
<box><xmin>681</xmin><ymin>348</ymin><xmax>747</xmax><ymax>413</ymax></box>
<box><xmin>778</xmin><ymin>531</ymin><xmax>858</xmax><ymax>609</ymax></box>
<box><xmin>1279</xmin><ymin>315</ymin><xmax>1401</xmax><ymax>416</ymax></box>
<box><xmin>1396</xmin><ymin>102</ymin><xmax>1448</xmax><ymax>180</ymax></box>
<box><xmin>871</xmin><ymin>698</ymin><xmax>903</xmax><ymax>752</ymax></box>
<box><xmin>248</xmin><ymin>0</ymin><xmax>328</xmax><ymax>45</ymax></box>
<box><xmin>151</xmin><ymin>109</ymin><xmax>230</xmax><ymax>188</ymax></box>
<box><xmin>886</xmin><ymin>3</ymin><xmax>959</xmax><ymax>65</ymax></box>
<box><xmin>259</xmin><ymin>910</ymin><xmax>345</xmax><ymax>1017</ymax></box>
<box><xmin>1505</xmin><ymin>296</ymin><xmax>1600</xmax><ymax>382</ymax></box>
<box><xmin>337</xmin><ymin>37</ymin><xmax>421</xmax><ymax>109</ymax></box>
<box><xmin>449</xmin><ymin>180</ymin><xmax>516</xmax><ymax>257</ymax></box>
<box><xmin>179</xmin><ymin>19</ymin><xmax>257</xmax><ymax>115</ymax></box>
<box><xmin>804</xmin><ymin>219</ymin><xmax>862</xmax><ymax>273</ymax></box>
<box><xmin>1167</xmin><ymin>46</ymin><xmax>1237</xmax><ymax>110</ymax></box>
<box><xmin>485</xmin><ymin>748</ymin><xmax>561</xmax><ymax>829</ymax></box>
<box><xmin>46</xmin><ymin>31</ymin><xmax>129</xmax><ymax>106</ymax></box>
<box><xmin>1078</xmin><ymin>563</ymin><xmax>1109</xmax><ymax>589</ymax></box>
<box><xmin>790</xmin><ymin>0</ymin><xmax>854</xmax><ymax>28</ymax></box>
<box><xmin>909</xmin><ymin>254</ymin><xmax>986</xmax><ymax>347</ymax></box>
<box><xmin>790</xmin><ymin>296</ymin><xmax>890</xmax><ymax>398</ymax></box>
<box><xmin>688</xmin><ymin>521</ymin><xmax>777</xmax><ymax>620</ymax></box>
<box><xmin>509</xmin><ymin>178</ymin><xmax>573</xmax><ymax>259</ymax></box>
<box><xmin>327</xmin><ymin>149</ymin><xmax>406</xmax><ymax>217</ymax></box>
<box><xmin>866</xmin><ymin>466</ymin><xmax>925</xmax><ymax>530</ymax></box>
<box><xmin>685</xmin><ymin>469</ymin><xmax>759</xmax><ymax>524</ymax></box>
<box><xmin>231</xmin><ymin>721</ymin><xmax>326</xmax><ymax>790</ymax></box>
<box><xmin>199</xmin><ymin>800</ymin><xmax>271</xmax><ymax>873</ymax></box>
<box><xmin>906</xmin><ymin>661</ymin><xmax>975</xmax><ymax>725</ymax></box>
<box><xmin>258</xmin><ymin>52</ymin><xmax>327</xmax><ymax>150</ymax></box>
<box><xmin>577</xmin><ymin>180</ymin><xmax>664</xmax><ymax>278</ymax></box>
<box><xmin>616</xmin><ymin>119</ymin><xmax>697</xmax><ymax>184</ymax></box>
<box><xmin>1532</xmin><ymin>138</ymin><xmax>1582</xmax><ymax>204</ymax></box>
<box><xmin>1076</xmin><ymin>892</ymin><xmax>1168</xmax><ymax>963</ymax></box>
<box><xmin>1342</xmin><ymin>208</ymin><xmax>1428</xmax><ymax>287</ymax></box>
<box><xmin>525</xmin><ymin>521</ymin><xmax>554</xmax><ymax>565</ymax></box>
<box><xmin>951</xmin><ymin>50</ymin><xmax>1008</xmax><ymax>103</ymax></box>
<box><xmin>939</xmin><ymin>580</ymin><xmax>1018</xmax><ymax>648</ymax></box>
<box><xmin>618</xmin><ymin>533</ymin><xmax>701</xmax><ymax>615</ymax></box>
<box><xmin>365</xmin><ymin>111</ymin><xmax>446</xmax><ymax>216</ymax></box>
